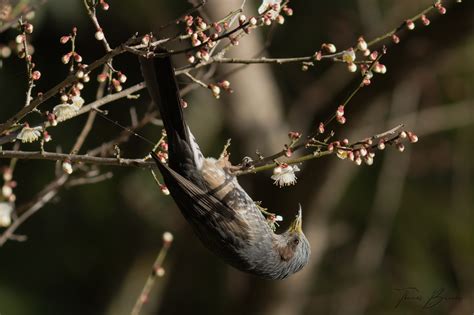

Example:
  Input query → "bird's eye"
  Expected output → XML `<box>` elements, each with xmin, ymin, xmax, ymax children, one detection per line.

<box><xmin>292</xmin><ymin>238</ymin><xmax>300</xmax><ymax>246</ymax></box>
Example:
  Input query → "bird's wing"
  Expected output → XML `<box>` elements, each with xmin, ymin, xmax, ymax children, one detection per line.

<box><xmin>151</xmin><ymin>153</ymin><xmax>251</xmax><ymax>246</ymax></box>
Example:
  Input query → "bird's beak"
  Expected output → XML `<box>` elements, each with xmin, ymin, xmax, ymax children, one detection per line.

<box><xmin>288</xmin><ymin>204</ymin><xmax>303</xmax><ymax>234</ymax></box>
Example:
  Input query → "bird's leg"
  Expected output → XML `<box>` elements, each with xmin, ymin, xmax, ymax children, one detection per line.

<box><xmin>254</xmin><ymin>201</ymin><xmax>283</xmax><ymax>232</ymax></box>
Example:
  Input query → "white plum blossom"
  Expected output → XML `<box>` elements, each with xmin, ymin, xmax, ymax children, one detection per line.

<box><xmin>342</xmin><ymin>49</ymin><xmax>356</xmax><ymax>63</ymax></box>
<box><xmin>0</xmin><ymin>202</ymin><xmax>14</xmax><ymax>227</ymax></box>
<box><xmin>271</xmin><ymin>164</ymin><xmax>300</xmax><ymax>187</ymax></box>
<box><xmin>53</xmin><ymin>104</ymin><xmax>78</xmax><ymax>122</ymax></box>
<box><xmin>258</xmin><ymin>0</ymin><xmax>282</xmax><ymax>19</ymax></box>
<box><xmin>17</xmin><ymin>125</ymin><xmax>42</xmax><ymax>143</ymax></box>
<box><xmin>71</xmin><ymin>95</ymin><xmax>85</xmax><ymax>109</ymax></box>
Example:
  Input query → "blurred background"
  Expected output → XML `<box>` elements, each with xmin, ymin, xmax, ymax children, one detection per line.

<box><xmin>0</xmin><ymin>0</ymin><xmax>473</xmax><ymax>314</ymax></box>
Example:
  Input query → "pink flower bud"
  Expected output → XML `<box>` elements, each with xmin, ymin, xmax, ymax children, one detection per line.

<box><xmin>283</xmin><ymin>7</ymin><xmax>293</xmax><ymax>16</ymax></box>
<box><xmin>322</xmin><ymin>43</ymin><xmax>336</xmax><ymax>53</ymax></box>
<box><xmin>373</xmin><ymin>63</ymin><xmax>387</xmax><ymax>74</ymax></box>
<box><xmin>187</xmin><ymin>54</ymin><xmax>195</xmax><ymax>63</ymax></box>
<box><xmin>407</xmin><ymin>131</ymin><xmax>418</xmax><ymax>143</ymax></box>
<box><xmin>370</xmin><ymin>51</ymin><xmax>378</xmax><ymax>60</ymax></box>
<box><xmin>435</xmin><ymin>3</ymin><xmax>446</xmax><ymax>14</ymax></box>
<box><xmin>347</xmin><ymin>62</ymin><xmax>357</xmax><ymax>73</ymax></box>
<box><xmin>406</xmin><ymin>19</ymin><xmax>415</xmax><ymax>30</ymax></box>
<box><xmin>118</xmin><ymin>72</ymin><xmax>127</xmax><ymax>83</ymax></box>
<box><xmin>15</xmin><ymin>34</ymin><xmax>25</xmax><ymax>44</ymax></box>
<box><xmin>32</xmin><ymin>70</ymin><xmax>41</xmax><ymax>80</ymax></box>
<box><xmin>160</xmin><ymin>184</ymin><xmax>170</xmax><ymax>195</ymax></box>
<box><xmin>288</xmin><ymin>131</ymin><xmax>301</xmax><ymax>140</ymax></box>
<box><xmin>318</xmin><ymin>122</ymin><xmax>325</xmax><ymax>134</ymax></box>
<box><xmin>421</xmin><ymin>14</ymin><xmax>430</xmax><ymax>26</ymax></box>
<box><xmin>392</xmin><ymin>34</ymin><xmax>400</xmax><ymax>44</ymax></box>
<box><xmin>155</xmin><ymin>267</ymin><xmax>165</xmax><ymax>277</ymax></box>
<box><xmin>357</xmin><ymin>36</ymin><xmax>368</xmax><ymax>51</ymax></box>
<box><xmin>336</xmin><ymin>115</ymin><xmax>346</xmax><ymax>124</ymax></box>
<box><xmin>377</xmin><ymin>140</ymin><xmax>385</xmax><ymax>150</ymax></box>
<box><xmin>141</xmin><ymin>34</ymin><xmax>151</xmax><ymax>45</ymax></box>
<box><xmin>209</xmin><ymin>84</ymin><xmax>221</xmax><ymax>98</ymax></box>
<box><xmin>61</xmin><ymin>52</ymin><xmax>72</xmax><ymax>64</ymax></box>
<box><xmin>24</xmin><ymin>23</ymin><xmax>34</xmax><ymax>34</ymax></box>
<box><xmin>100</xmin><ymin>0</ymin><xmax>109</xmax><ymax>10</ymax></box>
<box><xmin>336</xmin><ymin>105</ymin><xmax>344</xmax><ymax>117</ymax></box>
<box><xmin>43</xmin><ymin>131</ymin><xmax>52</xmax><ymax>142</ymax></box>
<box><xmin>60</xmin><ymin>36</ymin><xmax>70</xmax><ymax>44</ymax></box>
<box><xmin>73</xmin><ymin>53</ymin><xmax>82</xmax><ymax>63</ymax></box>
<box><xmin>219</xmin><ymin>80</ymin><xmax>231</xmax><ymax>90</ymax></box>
<box><xmin>97</xmin><ymin>73</ymin><xmax>108</xmax><ymax>82</ymax></box>
<box><xmin>95</xmin><ymin>30</ymin><xmax>105</xmax><ymax>41</ymax></box>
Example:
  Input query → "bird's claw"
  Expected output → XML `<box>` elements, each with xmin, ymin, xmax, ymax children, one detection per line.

<box><xmin>255</xmin><ymin>202</ymin><xmax>283</xmax><ymax>232</ymax></box>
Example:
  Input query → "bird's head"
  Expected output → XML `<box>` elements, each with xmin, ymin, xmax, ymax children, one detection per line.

<box><xmin>276</xmin><ymin>205</ymin><xmax>311</xmax><ymax>278</ymax></box>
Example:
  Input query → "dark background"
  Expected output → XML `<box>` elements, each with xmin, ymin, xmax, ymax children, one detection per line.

<box><xmin>0</xmin><ymin>0</ymin><xmax>473</xmax><ymax>314</ymax></box>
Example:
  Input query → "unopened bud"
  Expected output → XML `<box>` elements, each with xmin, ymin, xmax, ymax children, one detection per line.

<box><xmin>95</xmin><ymin>30</ymin><xmax>105</xmax><ymax>41</ymax></box>
<box><xmin>406</xmin><ymin>20</ymin><xmax>415</xmax><ymax>30</ymax></box>
<box><xmin>322</xmin><ymin>43</ymin><xmax>336</xmax><ymax>53</ymax></box>
<box><xmin>397</xmin><ymin>143</ymin><xmax>405</xmax><ymax>152</ymax></box>
<box><xmin>160</xmin><ymin>184</ymin><xmax>170</xmax><ymax>195</ymax></box>
<box><xmin>24</xmin><ymin>23</ymin><xmax>34</xmax><ymax>34</ymax></box>
<box><xmin>357</xmin><ymin>36</ymin><xmax>367</xmax><ymax>51</ymax></box>
<box><xmin>141</xmin><ymin>34</ymin><xmax>151</xmax><ymax>45</ymax></box>
<box><xmin>32</xmin><ymin>70</ymin><xmax>41</xmax><ymax>80</ymax></box>
<box><xmin>60</xmin><ymin>36</ymin><xmax>70</xmax><ymax>44</ymax></box>
<box><xmin>407</xmin><ymin>131</ymin><xmax>418</xmax><ymax>143</ymax></box>
<box><xmin>347</xmin><ymin>62</ymin><xmax>357</xmax><ymax>73</ymax></box>
<box><xmin>62</xmin><ymin>161</ymin><xmax>73</xmax><ymax>174</ymax></box>
<box><xmin>318</xmin><ymin>122</ymin><xmax>325</xmax><ymax>134</ymax></box>
<box><xmin>392</xmin><ymin>34</ymin><xmax>400</xmax><ymax>44</ymax></box>
<box><xmin>377</xmin><ymin>140</ymin><xmax>385</xmax><ymax>150</ymax></box>
<box><xmin>163</xmin><ymin>231</ymin><xmax>174</xmax><ymax>244</ymax></box>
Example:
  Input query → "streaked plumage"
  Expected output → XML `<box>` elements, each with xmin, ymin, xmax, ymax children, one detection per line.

<box><xmin>140</xmin><ymin>52</ymin><xmax>310</xmax><ymax>280</ymax></box>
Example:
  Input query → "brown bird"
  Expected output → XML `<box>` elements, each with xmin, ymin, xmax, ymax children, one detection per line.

<box><xmin>139</xmin><ymin>52</ymin><xmax>310</xmax><ymax>280</ymax></box>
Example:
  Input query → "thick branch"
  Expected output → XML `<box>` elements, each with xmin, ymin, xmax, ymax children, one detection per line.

<box><xmin>0</xmin><ymin>150</ymin><xmax>154</xmax><ymax>168</ymax></box>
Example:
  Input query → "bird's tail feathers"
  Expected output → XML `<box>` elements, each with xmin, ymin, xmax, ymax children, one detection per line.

<box><xmin>140</xmin><ymin>52</ymin><xmax>204</xmax><ymax>170</ymax></box>
<box><xmin>139</xmin><ymin>54</ymin><xmax>187</xmax><ymax>144</ymax></box>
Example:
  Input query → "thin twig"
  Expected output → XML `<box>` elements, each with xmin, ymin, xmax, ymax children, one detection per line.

<box><xmin>0</xmin><ymin>175</ymin><xmax>68</xmax><ymax>246</ymax></box>
<box><xmin>0</xmin><ymin>82</ymin><xmax>146</xmax><ymax>146</ymax></box>
<box><xmin>0</xmin><ymin>150</ymin><xmax>155</xmax><ymax>168</ymax></box>
<box><xmin>131</xmin><ymin>237</ymin><xmax>173</xmax><ymax>315</ymax></box>
<box><xmin>66</xmin><ymin>172</ymin><xmax>113</xmax><ymax>187</ymax></box>
<box><xmin>0</xmin><ymin>37</ymin><xmax>137</xmax><ymax>135</ymax></box>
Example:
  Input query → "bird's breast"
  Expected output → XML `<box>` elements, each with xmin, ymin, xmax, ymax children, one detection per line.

<box><xmin>199</xmin><ymin>158</ymin><xmax>235</xmax><ymax>198</ymax></box>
